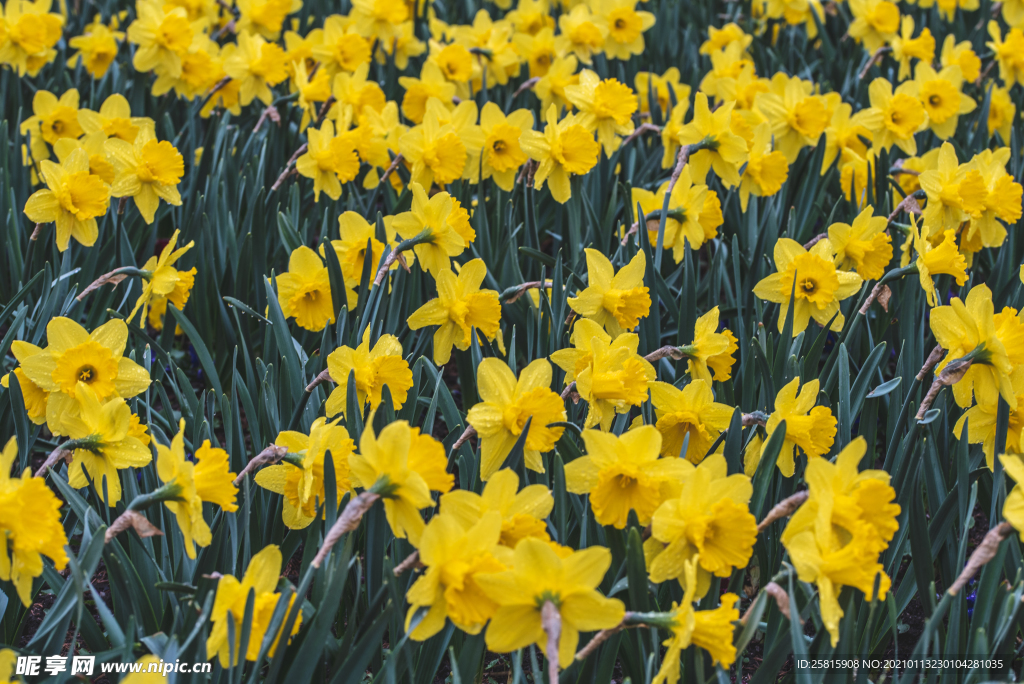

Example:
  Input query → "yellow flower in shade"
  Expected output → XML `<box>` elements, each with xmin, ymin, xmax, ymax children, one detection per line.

<box><xmin>564</xmin><ymin>69</ymin><xmax>637</xmax><ymax>156</ymax></box>
<box><xmin>224</xmin><ymin>30</ymin><xmax>289</xmax><ymax>106</ymax></box>
<box><xmin>313</xmin><ymin>15</ymin><xmax>371</xmax><ymax>75</ymax></box>
<box><xmin>399</xmin><ymin>99</ymin><xmax>483</xmax><ymax>188</ymax></box>
<box><xmin>822</xmin><ymin>103</ymin><xmax>879</xmax><ymax>175</ymax></box>
<box><xmin>649</xmin><ymin>380</ymin><xmax>734</xmax><ymax>463</ymax></box>
<box><xmin>1</xmin><ymin>341</ymin><xmax>49</xmax><ymax>425</ymax></box>
<box><xmin>427</xmin><ymin>41</ymin><xmax>476</xmax><ymax>85</ymax></box>
<box><xmin>866</xmin><ymin>78</ymin><xmax>926</xmax><ymax>155</ymax></box>
<box><xmin>961</xmin><ymin>148</ymin><xmax>1024</xmax><ymax>249</ymax></box>
<box><xmin>513</xmin><ymin>27</ymin><xmax>557</xmax><ymax>79</ymax></box>
<box><xmin>913</xmin><ymin>63</ymin><xmax>975</xmax><ymax>140</ymax></box>
<box><xmin>255</xmin><ymin>418</ymin><xmax>356</xmax><ymax>529</ymax></box>
<box><xmin>1000</xmin><ymin>455</ymin><xmax>1024</xmax><ymax>540</ymax></box>
<box><xmin>919</xmin><ymin>142</ymin><xmax>970</xmax><ymax>235</ymax></box>
<box><xmin>761</xmin><ymin>377</ymin><xmax>836</xmax><ymax>477</ymax></box>
<box><xmin>986</xmin><ymin>86</ymin><xmax>1016</xmax><ymax>144</ymax></box>
<box><xmin>0</xmin><ymin>436</ymin><xmax>68</xmax><ymax>606</ymax></box>
<box><xmin>476</xmin><ymin>538</ymin><xmax>625</xmax><ymax>668</ymax></box>
<box><xmin>676</xmin><ymin>93</ymin><xmax>747</xmax><ymax>187</ymax></box>
<box><xmin>296</xmin><ymin>120</ymin><xmax>360</xmax><ymax>202</ymax></box>
<box><xmin>520</xmin><ymin>104</ymin><xmax>600</xmax><ymax>204</ymax></box>
<box><xmin>206</xmin><ymin>545</ymin><xmax>302</xmax><ymax>667</ymax></box>
<box><xmin>349</xmin><ymin>421</ymin><xmax>446</xmax><ymax>545</ymax></box>
<box><xmin>452</xmin><ymin>11</ymin><xmax>521</xmax><ymax>88</ymax></box>
<box><xmin>550</xmin><ymin>318</ymin><xmax>612</xmax><ymax>387</ymax></box>
<box><xmin>889</xmin><ymin>16</ymin><xmax>934</xmax><ymax>81</ymax></box>
<box><xmin>323</xmin><ymin>211</ymin><xmax>385</xmax><ymax>292</ymax></box>
<box><xmin>441</xmin><ymin>468</ymin><xmax>554</xmax><ymax>548</ymax></box>
<box><xmin>156</xmin><ymin>420</ymin><xmax>238</xmax><ymax>558</ymax></box>
<box><xmin>408</xmin><ymin>259</ymin><xmax>503</xmax><ymax>365</ymax></box>
<box><xmin>754</xmin><ymin>238</ymin><xmax>863</xmax><ymax>336</ymax></box>
<box><xmin>652</xmin><ymin>557</ymin><xmax>740</xmax><ymax>683</ymax></box>
<box><xmin>828</xmin><ymin>207</ymin><xmax>893</xmax><ymax>280</ymax></box>
<box><xmin>405</xmin><ymin>511</ymin><xmax>509</xmax><ymax>639</ymax></box>
<box><xmin>700</xmin><ymin>44</ymin><xmax>754</xmax><ymax>103</ymax></box>
<box><xmin>847</xmin><ymin>0</ymin><xmax>900</xmax><ymax>52</ymax></box>
<box><xmin>290</xmin><ymin>60</ymin><xmax>332</xmax><ymax>130</ymax></box>
<box><xmin>738</xmin><ymin>121</ymin><xmax>789</xmax><ymax>210</ymax></box>
<box><xmin>941</xmin><ymin>34</ymin><xmax>981</xmax><ymax>82</ymax></box>
<box><xmin>534</xmin><ymin>55</ymin><xmax>580</xmax><ymax>113</ymax></box>
<box><xmin>129</xmin><ymin>229</ymin><xmax>196</xmax><ymax>327</ymax></box>
<box><xmin>907</xmin><ymin>217</ymin><xmax>967</xmax><ymax>307</ymax></box>
<box><xmin>382</xmin><ymin>20</ymin><xmax>426</xmax><ymax>71</ymax></box>
<box><xmin>23</xmin><ymin>148</ymin><xmax>109</xmax><ymax>252</ymax></box>
<box><xmin>20</xmin><ymin>89</ymin><xmax>83</xmax><ymax>147</ymax></box>
<box><xmin>930</xmin><ymin>284</ymin><xmax>1022</xmax><ymax>410</ymax></box>
<box><xmin>276</xmin><ymin>246</ymin><xmax>335</xmax><ymax>332</ymax></box>
<box><xmin>325</xmin><ymin>329</ymin><xmax>413</xmax><ymax>418</ymax></box>
<box><xmin>20</xmin><ymin>317</ymin><xmax>151</xmax><ymax>436</ymax></box>
<box><xmin>566</xmin><ymin>426</ymin><xmax>692</xmax><ymax>528</ymax></box>
<box><xmin>635</xmin><ymin>68</ymin><xmax>691</xmax><ymax>117</ymax></box>
<box><xmin>466</xmin><ymin>359</ymin><xmax>566</xmax><ymax>480</ymax></box>
<box><xmin>647</xmin><ymin>454</ymin><xmax>757</xmax><ymax>598</ymax></box>
<box><xmin>683</xmin><ymin>307</ymin><xmax>738</xmax><ymax>384</ymax></box>
<box><xmin>0</xmin><ymin>0</ymin><xmax>63</xmax><ymax>76</ymax></box>
<box><xmin>331</xmin><ymin>65</ymin><xmax>387</xmax><ymax>125</ymax></box>
<box><xmin>956</xmin><ymin>399</ymin><xmax>1024</xmax><ymax>470</ymax></box>
<box><xmin>574</xmin><ymin>330</ymin><xmax>656</xmax><ymax>431</ymax></box>
<box><xmin>78</xmin><ymin>94</ymin><xmax>152</xmax><ymax>143</ymax></box>
<box><xmin>568</xmin><ymin>249</ymin><xmax>651</xmax><ymax>337</ymax></box>
<box><xmin>506</xmin><ymin>0</ymin><xmax>555</xmax><ymax>36</ymax></box>
<box><xmin>598</xmin><ymin>0</ymin><xmax>655</xmax><ymax>60</ymax></box>
<box><xmin>753</xmin><ymin>73</ymin><xmax>830</xmax><ymax>163</ymax></box>
<box><xmin>61</xmin><ymin>383</ymin><xmax>152</xmax><ymax>506</ymax></box>
<box><xmin>391</xmin><ymin>183</ymin><xmax>468</xmax><ymax>277</ymax></box>
<box><xmin>782</xmin><ymin>437</ymin><xmax>896</xmax><ymax>646</ymax></box>
<box><xmin>351</xmin><ymin>0</ymin><xmax>407</xmax><ymax>43</ymax></box>
<box><xmin>555</xmin><ymin>4</ymin><xmax>607</xmax><ymax>64</ymax></box>
<box><xmin>479</xmin><ymin>103</ymin><xmax>533</xmax><ymax>191</ymax></box>
<box><xmin>631</xmin><ymin>170</ymin><xmax>719</xmax><ymax>260</ymax></box>
<box><xmin>105</xmin><ymin>128</ymin><xmax>184</xmax><ymax>224</ymax></box>
<box><xmin>234</xmin><ymin>0</ymin><xmax>300</xmax><ymax>40</ymax></box>
<box><xmin>701</xmin><ymin>22</ymin><xmax>752</xmax><ymax>54</ymax></box>
<box><xmin>127</xmin><ymin>1</ymin><xmax>193</xmax><ymax>78</ymax></box>
<box><xmin>398</xmin><ymin>62</ymin><xmax>457</xmax><ymax>124</ymax></box>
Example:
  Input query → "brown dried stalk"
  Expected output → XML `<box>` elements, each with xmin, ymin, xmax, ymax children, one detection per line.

<box><xmin>621</xmin><ymin>143</ymin><xmax>694</xmax><ymax>244</ymax></box>
<box><xmin>620</xmin><ymin>122</ymin><xmax>662</xmax><ymax>148</ymax></box>
<box><xmin>857</xmin><ymin>46</ymin><xmax>891</xmax><ymax>80</ymax></box>
<box><xmin>271</xmin><ymin>144</ymin><xmax>308</xmax><ymax>192</ymax></box>
<box><xmin>253</xmin><ymin>105</ymin><xmax>281</xmax><ymax>134</ymax></box>
<box><xmin>379</xmin><ymin>152</ymin><xmax>405</xmax><ymax>185</ymax></box>
<box><xmin>742</xmin><ymin>412</ymin><xmax>768</xmax><ymax>427</ymax></box>
<box><xmin>948</xmin><ymin>522</ymin><xmax>1014</xmax><ymax>595</ymax></box>
<box><xmin>305</xmin><ymin>368</ymin><xmax>334</xmax><ymax>392</ymax></box>
<box><xmin>76</xmin><ymin>269</ymin><xmax>131</xmax><ymax>301</ymax></box>
<box><xmin>105</xmin><ymin>510</ymin><xmax>164</xmax><ymax>543</ymax></box>
<box><xmin>311</xmin><ymin>492</ymin><xmax>380</xmax><ymax>568</ymax></box>
<box><xmin>915</xmin><ymin>355</ymin><xmax>974</xmax><ymax>420</ymax></box>
<box><xmin>451</xmin><ymin>425</ymin><xmax>477</xmax><ymax>451</ymax></box>
<box><xmin>541</xmin><ymin>601</ymin><xmax>561</xmax><ymax>682</ymax></box>
<box><xmin>886</xmin><ymin>192</ymin><xmax>923</xmax><ymax>225</ymax></box>
<box><xmin>644</xmin><ymin>346</ymin><xmax>687</xmax><ymax>363</ymax></box>
<box><xmin>30</xmin><ymin>223</ymin><xmax>44</xmax><ymax>241</ymax></box>
<box><xmin>741</xmin><ymin>582</ymin><xmax>792</xmax><ymax>621</ymax></box>
<box><xmin>393</xmin><ymin>550</ymin><xmax>422</xmax><ymax>576</ymax></box>
<box><xmin>915</xmin><ymin>345</ymin><xmax>946</xmax><ymax>382</ymax></box>
<box><xmin>513</xmin><ymin>77</ymin><xmax>540</xmax><ymax>99</ymax></box>
<box><xmin>803</xmin><ymin>233</ymin><xmax>827</xmax><ymax>250</ymax></box>
<box><xmin>198</xmin><ymin>76</ymin><xmax>232</xmax><ymax>113</ymax></box>
<box><xmin>34</xmin><ymin>446</ymin><xmax>73</xmax><ymax>477</ymax></box>
<box><xmin>757</xmin><ymin>491</ymin><xmax>809</xmax><ymax>532</ymax></box>
<box><xmin>232</xmin><ymin>444</ymin><xmax>289</xmax><ymax>486</ymax></box>
<box><xmin>575</xmin><ymin>620</ymin><xmax>627</xmax><ymax>661</ymax></box>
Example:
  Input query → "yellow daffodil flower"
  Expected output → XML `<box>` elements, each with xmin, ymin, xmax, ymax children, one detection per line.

<box><xmin>255</xmin><ymin>417</ymin><xmax>356</xmax><ymax>529</ymax></box>
<box><xmin>555</xmin><ymin>4</ymin><xmax>608</xmax><ymax>64</ymax></box>
<box><xmin>0</xmin><ymin>436</ymin><xmax>69</xmax><ymax>605</ymax></box>
<box><xmin>105</xmin><ymin>128</ymin><xmax>184</xmax><ymax>224</ymax></box>
<box><xmin>21</xmin><ymin>317</ymin><xmax>151</xmax><ymax>436</ymax></box>
<box><xmin>466</xmin><ymin>358</ymin><xmax>566</xmax><ymax>480</ymax></box>
<box><xmin>676</xmin><ymin>93</ymin><xmax>747</xmax><ymax>187</ymax></box>
<box><xmin>956</xmin><ymin>399</ymin><xmax>1024</xmax><ymax>470</ymax></box>
<box><xmin>156</xmin><ymin>420</ymin><xmax>239</xmax><ymax>557</ymax></box>
<box><xmin>325</xmin><ymin>329</ymin><xmax>413</xmax><ymax>418</ymax></box>
<box><xmin>828</xmin><ymin>206</ymin><xmax>893</xmax><ymax>280</ymax></box>
<box><xmin>1</xmin><ymin>341</ymin><xmax>49</xmax><ymax>425</ymax></box>
<box><xmin>405</xmin><ymin>511</ymin><xmax>509</xmax><ymax>640</ymax></box>
<box><xmin>599</xmin><ymin>0</ymin><xmax>656</xmax><ymax>60</ymax></box>
<box><xmin>476</xmin><ymin>537</ymin><xmax>625</xmax><ymax>668</ymax></box>
<box><xmin>574</xmin><ymin>329</ymin><xmax>655</xmax><ymax>430</ymax></box>
<box><xmin>441</xmin><ymin>468</ymin><xmax>554</xmax><ymax>547</ymax></box>
<box><xmin>276</xmin><ymin>246</ymin><xmax>335</xmax><ymax>332</ymax></box>
<box><xmin>753</xmin><ymin>238</ymin><xmax>863</xmax><ymax>336</ymax></box>
<box><xmin>398</xmin><ymin>62</ymin><xmax>457</xmax><ymax>124</ymax></box>
<box><xmin>890</xmin><ymin>16</ymin><xmax>934</xmax><ymax>81</ymax></box>
<box><xmin>127</xmin><ymin>0</ymin><xmax>193</xmax><ymax>78</ymax></box>
<box><xmin>407</xmin><ymin>258</ymin><xmax>502</xmax><ymax>364</ymax></box>
<box><xmin>913</xmin><ymin>63</ymin><xmax>976</xmax><ymax>140</ymax></box>
<box><xmin>207</xmin><ymin>544</ymin><xmax>302</xmax><ymax>666</ymax></box>
<box><xmin>391</xmin><ymin>183</ymin><xmax>468</xmax><ymax>277</ymax></box>
<box><xmin>0</xmin><ymin>0</ymin><xmax>63</xmax><ymax>76</ymax></box>
<box><xmin>753</xmin><ymin>73</ymin><xmax>829</xmax><ymax>163</ymax></box>
<box><xmin>479</xmin><ymin>102</ymin><xmax>533</xmax><ymax>191</ymax></box>
<box><xmin>23</xmin><ymin>148</ymin><xmax>110</xmax><ymax>251</ymax></box>
<box><xmin>907</xmin><ymin>217</ymin><xmax>967</xmax><ymax>306</ymax></box>
<box><xmin>762</xmin><ymin>377</ymin><xmax>837</xmax><ymax>477</ymax></box>
<box><xmin>647</xmin><ymin>454</ymin><xmax>757</xmax><ymax>598</ymax></box>
<box><xmin>847</xmin><ymin>0</ymin><xmax>900</xmax><ymax>52</ymax></box>
<box><xmin>865</xmin><ymin>77</ymin><xmax>927</xmax><ymax>155</ymax></box>
<box><xmin>568</xmin><ymin>249</ymin><xmax>651</xmax><ymax>337</ymax></box>
<box><xmin>129</xmin><ymin>229</ymin><xmax>196</xmax><ymax>327</ymax></box>
<box><xmin>649</xmin><ymin>379</ymin><xmax>734</xmax><ymax>463</ymax></box>
<box><xmin>738</xmin><ymin>120</ymin><xmax>789</xmax><ymax>210</ymax></box>
<box><xmin>565</xmin><ymin>425</ymin><xmax>692</xmax><ymax>528</ymax></box>
<box><xmin>520</xmin><ymin>103</ymin><xmax>600</xmax><ymax>204</ymax></box>
<box><xmin>1000</xmin><ymin>455</ymin><xmax>1024</xmax><ymax>539</ymax></box>
<box><xmin>564</xmin><ymin>69</ymin><xmax>637</xmax><ymax>156</ymax></box>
